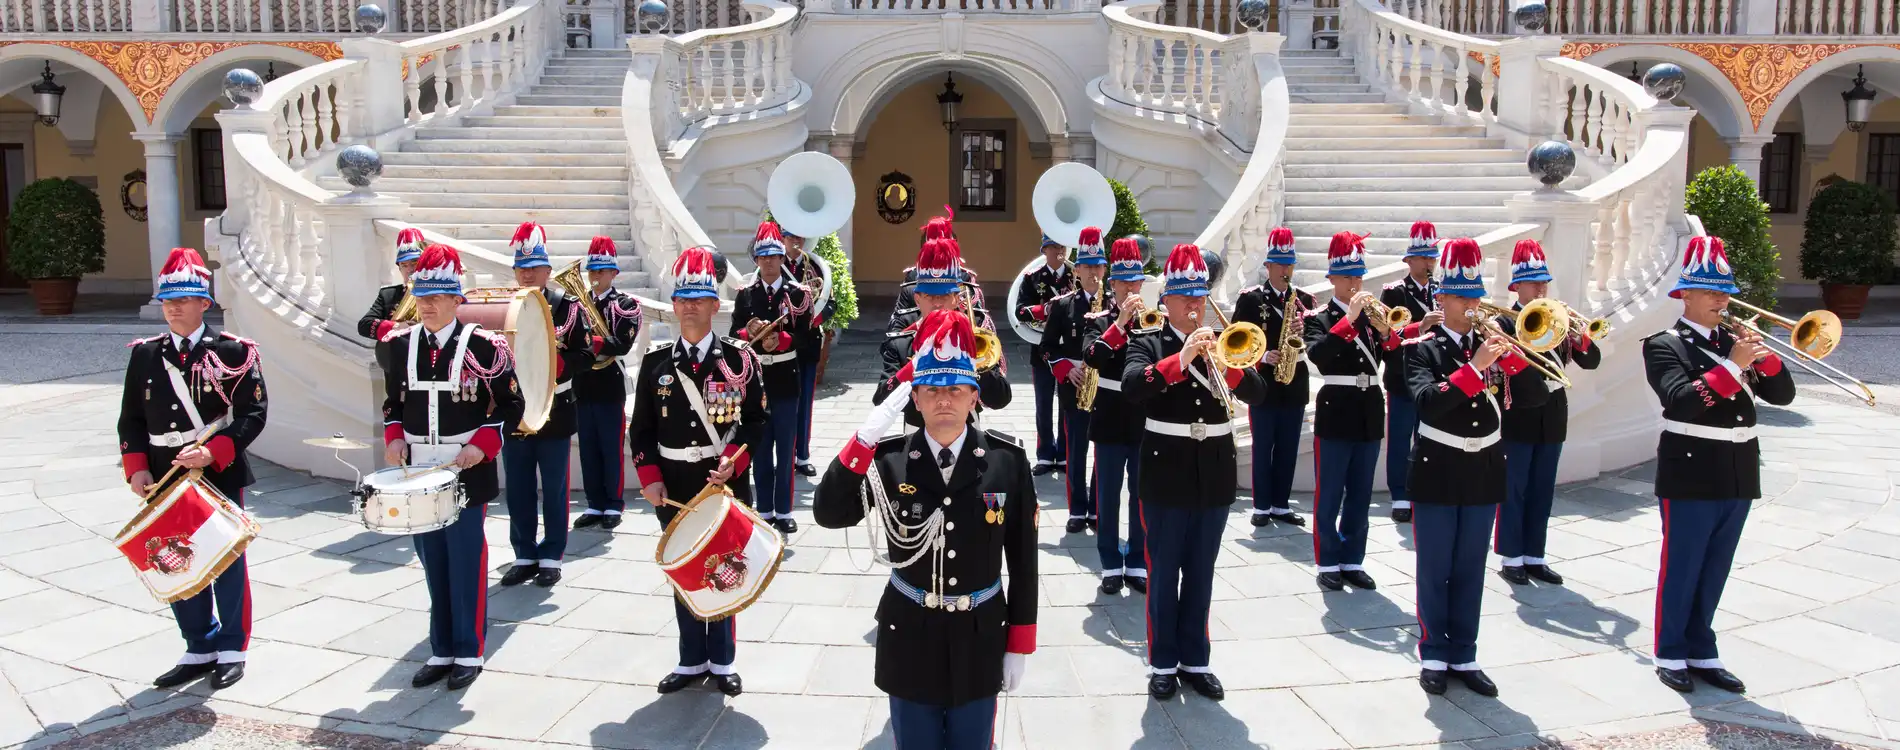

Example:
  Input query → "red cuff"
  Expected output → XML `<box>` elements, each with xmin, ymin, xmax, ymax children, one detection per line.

<box><xmin>1448</xmin><ymin>364</ymin><xmax>1484</xmax><ymax>398</ymax></box>
<box><xmin>1222</xmin><ymin>364</ymin><xmax>1244</xmax><ymax>389</ymax></box>
<box><xmin>1028</xmin><ymin>305</ymin><xmax>1046</xmax><ymax>322</ymax></box>
<box><xmin>1702</xmin><ymin>364</ymin><xmax>1744</xmax><ymax>399</ymax></box>
<box><xmin>122</xmin><ymin>452</ymin><xmax>149</xmax><ymax>481</ymax></box>
<box><xmin>1329</xmin><ymin>317</ymin><xmax>1358</xmax><ymax>340</ymax></box>
<box><xmin>722</xmin><ymin>443</ymin><xmax>751</xmax><ymax>476</ymax></box>
<box><xmin>374</xmin><ymin>320</ymin><xmax>395</xmax><ymax>340</ymax></box>
<box><xmin>384</xmin><ymin>422</ymin><xmax>405</xmax><ymax>446</ymax></box>
<box><xmin>1574</xmin><ymin>334</ymin><xmax>1593</xmax><ymax>354</ymax></box>
<box><xmin>1755</xmin><ymin>353</ymin><xmax>1783</xmax><ymax>377</ymax></box>
<box><xmin>1051</xmin><ymin>359</ymin><xmax>1076</xmax><ymax>382</ymax></box>
<box><xmin>468</xmin><ymin>426</ymin><xmax>503</xmax><ymax>461</ymax></box>
<box><xmin>1382</xmin><ymin>329</ymin><xmax>1403</xmax><ymax>351</ymax></box>
<box><xmin>1006</xmin><ymin>624</ymin><xmax>1036</xmax><ymax>655</ymax></box>
<box><xmin>1498</xmin><ymin>350</ymin><xmax>1531</xmax><ymax>376</ymax></box>
<box><xmin>1153</xmin><ymin>353</ymin><xmax>1188</xmax><ymax>385</ymax></box>
<box><xmin>891</xmin><ymin>360</ymin><xmax>915</xmax><ymax>386</ymax></box>
<box><xmin>1101</xmin><ymin>323</ymin><xmax>1128</xmax><ymax>349</ymax></box>
<box><xmin>206</xmin><ymin>436</ymin><xmax>236</xmax><ymax>471</ymax></box>
<box><xmin>839</xmin><ymin>436</ymin><xmax>876</xmax><ymax>475</ymax></box>
<box><xmin>590</xmin><ymin>335</ymin><xmax>605</xmax><ymax>355</ymax></box>
<box><xmin>775</xmin><ymin>332</ymin><xmax>792</xmax><ymax>352</ymax></box>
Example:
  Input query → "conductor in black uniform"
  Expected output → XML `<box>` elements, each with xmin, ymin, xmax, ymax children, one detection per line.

<box><xmin>1232</xmin><ymin>227</ymin><xmax>1312</xmax><ymax>528</ymax></box>
<box><xmin>1643</xmin><ymin>236</ymin><xmax>1794</xmax><ymax>695</ymax></box>
<box><xmin>1013</xmin><ymin>233</ymin><xmax>1075</xmax><ymax>475</ymax></box>
<box><xmin>815</xmin><ymin>310</ymin><xmax>1038</xmax><ymax>750</ymax></box>
<box><xmin>358</xmin><ymin>227</ymin><xmax>425</xmax><ymax>371</ymax></box>
<box><xmin>874</xmin><ymin>237</ymin><xmax>1011</xmax><ymax>427</ymax></box>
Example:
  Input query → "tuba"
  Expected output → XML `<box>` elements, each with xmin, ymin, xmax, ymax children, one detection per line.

<box><xmin>1273</xmin><ymin>286</ymin><xmax>1305</xmax><ymax>385</ymax></box>
<box><xmin>553</xmin><ymin>260</ymin><xmax>619</xmax><ymax>370</ymax></box>
<box><xmin>1004</xmin><ymin>256</ymin><xmax>1063</xmax><ymax>346</ymax></box>
<box><xmin>767</xmin><ymin>152</ymin><xmax>856</xmax><ymax>240</ymax></box>
<box><xmin>1031</xmin><ymin>163</ymin><xmax>1116</xmax><ymax>249</ymax></box>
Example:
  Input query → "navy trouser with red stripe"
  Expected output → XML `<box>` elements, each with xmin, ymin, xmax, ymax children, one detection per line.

<box><xmin>1413</xmin><ymin>502</ymin><xmax>1495</xmax><ymax>667</ymax></box>
<box><xmin>174</xmin><ymin>489</ymin><xmax>251</xmax><ymax>661</ymax></box>
<box><xmin>658</xmin><ymin>502</ymin><xmax>736</xmax><ymax>671</ymax></box>
<box><xmin>416</xmin><ymin>501</ymin><xmax>487</xmax><ymax>663</ymax></box>
<box><xmin>1143</xmin><ymin>503</ymin><xmax>1226</xmax><ymax>674</ymax></box>
<box><xmin>576</xmin><ymin>401</ymin><xmax>626</xmax><ymax>513</ymax></box>
<box><xmin>888</xmin><ymin>695</ymin><xmax>997</xmax><ymax>750</ymax></box>
<box><xmin>753</xmin><ymin>397</ymin><xmax>801</xmax><ymax>519</ymax></box>
<box><xmin>1058</xmin><ymin>384</ymin><xmax>1091</xmax><ymax>519</ymax></box>
<box><xmin>1655</xmin><ymin>498</ymin><xmax>1749</xmax><ymax>664</ymax></box>
<box><xmin>504</xmin><ymin>435</ymin><xmax>570</xmax><ymax>565</ymax></box>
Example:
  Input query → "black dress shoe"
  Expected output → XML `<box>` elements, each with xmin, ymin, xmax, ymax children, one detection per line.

<box><xmin>1455</xmin><ymin>669</ymin><xmax>1498</xmax><ymax>697</ymax></box>
<box><xmin>1148</xmin><ymin>673</ymin><xmax>1178</xmax><ymax>701</ymax></box>
<box><xmin>1100</xmin><ymin>575</ymin><xmax>1125</xmax><ymax>595</ymax></box>
<box><xmin>601</xmin><ymin>514</ymin><xmax>623</xmax><ymax>530</ymax></box>
<box><xmin>1086</xmin><ymin>516</ymin><xmax>1099</xmax><ymax>531</ymax></box>
<box><xmin>210</xmin><ymin>662</ymin><xmax>245</xmax><ymax>689</ymax></box>
<box><xmin>1053</xmin><ymin>461</ymin><xmax>1068</xmax><ymax>474</ymax></box>
<box><xmin>1065</xmin><ymin>517</ymin><xmax>1088</xmax><ymax>534</ymax></box>
<box><xmin>1180</xmin><ymin>672</ymin><xmax>1225</xmax><ymax>701</ymax></box>
<box><xmin>1250</xmin><ymin>514</ymin><xmax>1273</xmax><ymax>528</ymax></box>
<box><xmin>1419</xmin><ymin>668</ymin><xmax>1449</xmax><ymax>695</ymax></box>
<box><xmin>1392</xmin><ymin>507</ymin><xmax>1413</xmax><ymax>523</ymax></box>
<box><xmin>775</xmin><ymin>517</ymin><xmax>799</xmax><ymax>535</ymax></box>
<box><xmin>796</xmin><ymin>462</ymin><xmax>818</xmax><ymax>477</ymax></box>
<box><xmin>1525</xmin><ymin>564</ymin><xmax>1564</xmax><ymax>585</ymax></box>
<box><xmin>533</xmin><ymin>568</ymin><xmax>562</xmax><ymax>587</ymax></box>
<box><xmin>1032</xmin><ymin>462</ymin><xmax>1056</xmax><ymax>477</ymax></box>
<box><xmin>1341</xmin><ymin>570</ymin><xmax>1378</xmax><ymax>590</ymax></box>
<box><xmin>1499</xmin><ymin>565</ymin><xmax>1531</xmax><ymax>586</ymax></box>
<box><xmin>1126</xmin><ymin>576</ymin><xmax>1148</xmax><ymax>594</ymax></box>
<box><xmin>712</xmin><ymin>673</ymin><xmax>743</xmax><ymax>696</ymax></box>
<box><xmin>573</xmin><ymin>514</ymin><xmax>603</xmax><ymax>529</ymax></box>
<box><xmin>153</xmin><ymin>662</ymin><xmax>214</xmax><ymax>689</ymax></box>
<box><xmin>1690</xmin><ymin>667</ymin><xmax>1746</xmax><ymax>693</ymax></box>
<box><xmin>1656</xmin><ymin>667</ymin><xmax>1694</xmax><ymax>693</ymax></box>
<box><xmin>1316</xmin><ymin>572</ymin><xmax>1345</xmax><ymax>591</ymax></box>
<box><xmin>412</xmin><ymin>664</ymin><xmax>452</xmax><ymax>688</ymax></box>
<box><xmin>447</xmin><ymin>665</ymin><xmax>482</xmax><ymax>690</ymax></box>
<box><xmin>657</xmin><ymin>672</ymin><xmax>705</xmax><ymax>694</ymax></box>
<box><xmin>1275</xmin><ymin>512</ymin><xmax>1307</xmax><ymax>527</ymax></box>
<box><xmin>499</xmin><ymin>563</ymin><xmax>538</xmax><ymax>586</ymax></box>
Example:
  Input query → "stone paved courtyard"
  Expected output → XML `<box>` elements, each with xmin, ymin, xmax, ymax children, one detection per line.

<box><xmin>1</xmin><ymin>300</ymin><xmax>1899</xmax><ymax>749</ymax></box>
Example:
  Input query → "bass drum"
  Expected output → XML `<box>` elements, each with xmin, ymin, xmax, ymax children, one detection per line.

<box><xmin>457</xmin><ymin>288</ymin><xmax>557</xmax><ymax>434</ymax></box>
<box><xmin>1003</xmin><ymin>256</ymin><xmax>1049</xmax><ymax>346</ymax></box>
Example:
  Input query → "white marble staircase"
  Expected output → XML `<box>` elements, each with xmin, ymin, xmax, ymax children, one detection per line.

<box><xmin>1277</xmin><ymin>48</ymin><xmax>1532</xmax><ymax>284</ymax></box>
<box><xmin>317</xmin><ymin>47</ymin><xmax>654</xmax><ymax>295</ymax></box>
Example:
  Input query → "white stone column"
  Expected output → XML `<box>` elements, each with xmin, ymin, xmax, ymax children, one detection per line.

<box><xmin>317</xmin><ymin>194</ymin><xmax>408</xmax><ymax>342</ymax></box>
<box><xmin>1725</xmin><ymin>134</ymin><xmax>1776</xmax><ymax>187</ymax></box>
<box><xmin>591</xmin><ymin>1</ymin><xmax>622</xmax><ymax>49</ymax></box>
<box><xmin>339</xmin><ymin>38</ymin><xmax>412</xmax><ymax>147</ymax></box>
<box><xmin>133</xmin><ymin>133</ymin><xmax>185</xmax><ymax>319</ymax></box>
<box><xmin>1495</xmin><ymin>36</ymin><xmax>1566</xmax><ymax>151</ymax></box>
<box><xmin>827</xmin><ymin>137</ymin><xmax>856</xmax><ymax>263</ymax></box>
<box><xmin>1283</xmin><ymin>0</ymin><xmax>1315</xmax><ymax>51</ymax></box>
<box><xmin>1068</xmin><ymin>136</ymin><xmax>1097</xmax><ymax>167</ymax></box>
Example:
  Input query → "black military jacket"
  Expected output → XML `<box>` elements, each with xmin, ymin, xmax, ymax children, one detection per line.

<box><xmin>119</xmin><ymin>327</ymin><xmax>270</xmax><ymax>498</ymax></box>
<box><xmin>1232</xmin><ymin>283</ymin><xmax>1315</xmax><ymax>408</ymax></box>
<box><xmin>572</xmin><ymin>288</ymin><xmax>642</xmax><ymax>404</ymax></box>
<box><xmin>1122</xmin><ymin>326</ymin><xmax>1265</xmax><ymax>508</ymax></box>
<box><xmin>784</xmin><ymin>252</ymin><xmax>836</xmax><ymax>360</ymax></box>
<box><xmin>1012</xmin><ymin>261</ymin><xmax>1074</xmax><ymax>361</ymax></box>
<box><xmin>1495</xmin><ymin>303</ymin><xmax>1602</xmax><ymax>443</ymax></box>
<box><xmin>1380</xmin><ymin>276</ymin><xmax>1436</xmax><ymax>398</ymax></box>
<box><xmin>813</xmin><ymin>428</ymin><xmax>1038</xmax><ymax>707</ymax></box>
<box><xmin>1406</xmin><ymin>325</ymin><xmax>1550</xmax><ymax>506</ymax></box>
<box><xmin>1643</xmin><ymin>319</ymin><xmax>1795</xmax><ymax>501</ymax></box>
<box><xmin>1304</xmin><ymin>299</ymin><xmax>1391</xmax><ymax>441</ymax></box>
<box><xmin>380</xmin><ymin>321</ymin><xmax>525</xmax><ymax>504</ymax></box>
<box><xmin>359</xmin><ymin>283</ymin><xmax>408</xmax><ymax>373</ymax></box>
<box><xmin>1043</xmin><ymin>286</ymin><xmax>1108</xmax><ymax>416</ymax></box>
<box><xmin>729</xmin><ymin>276</ymin><xmax>814</xmax><ymax>401</ymax></box>
<box><xmin>1082</xmin><ymin>313</ymin><xmax>1146</xmax><ymax>445</ymax></box>
<box><xmin>628</xmin><ymin>337</ymin><xmax>766</xmax><ymax>504</ymax></box>
<box><xmin>874</xmin><ymin>308</ymin><xmax>1012</xmax><ymax>428</ymax></box>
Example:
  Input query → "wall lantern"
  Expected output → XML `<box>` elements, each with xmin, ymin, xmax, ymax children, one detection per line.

<box><xmin>937</xmin><ymin>73</ymin><xmax>963</xmax><ymax>132</ymax></box>
<box><xmin>1843</xmin><ymin>65</ymin><xmax>1876</xmax><ymax>133</ymax></box>
<box><xmin>31</xmin><ymin>62</ymin><xmax>64</xmax><ymax>127</ymax></box>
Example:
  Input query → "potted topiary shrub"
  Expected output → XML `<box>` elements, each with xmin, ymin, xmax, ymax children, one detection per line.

<box><xmin>1799</xmin><ymin>179</ymin><xmax>1896</xmax><ymax>320</ymax></box>
<box><xmin>5</xmin><ymin>177</ymin><xmax>106</xmax><ymax>315</ymax></box>
<box><xmin>1105</xmin><ymin>177</ymin><xmax>1157</xmax><ymax>274</ymax></box>
<box><xmin>1684</xmin><ymin>165</ymin><xmax>1780</xmax><ymax>310</ymax></box>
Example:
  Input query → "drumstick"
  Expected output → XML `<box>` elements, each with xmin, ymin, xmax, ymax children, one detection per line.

<box><xmin>662</xmin><ymin>446</ymin><xmax>751</xmax><ymax>513</ymax></box>
<box><xmin>143</xmin><ymin>425</ymin><xmax>224</xmax><ymax>503</ymax></box>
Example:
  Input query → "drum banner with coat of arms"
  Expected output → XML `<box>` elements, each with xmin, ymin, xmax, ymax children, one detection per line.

<box><xmin>113</xmin><ymin>476</ymin><xmax>258</xmax><ymax>604</ymax></box>
<box><xmin>656</xmin><ymin>492</ymin><xmax>784</xmax><ymax>622</ymax></box>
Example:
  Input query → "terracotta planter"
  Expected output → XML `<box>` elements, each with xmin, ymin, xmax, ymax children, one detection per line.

<box><xmin>1820</xmin><ymin>283</ymin><xmax>1872</xmax><ymax>320</ymax></box>
<box><xmin>27</xmin><ymin>278</ymin><xmax>79</xmax><ymax>316</ymax></box>
<box><xmin>815</xmin><ymin>329</ymin><xmax>836</xmax><ymax>385</ymax></box>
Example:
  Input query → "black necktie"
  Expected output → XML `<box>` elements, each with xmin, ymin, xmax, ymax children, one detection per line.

<box><xmin>937</xmin><ymin>447</ymin><xmax>954</xmax><ymax>469</ymax></box>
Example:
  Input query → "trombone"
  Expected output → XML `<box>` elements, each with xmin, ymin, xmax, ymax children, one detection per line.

<box><xmin>1469</xmin><ymin>302</ymin><xmax>1574</xmax><ymax>388</ymax></box>
<box><xmin>1722</xmin><ymin>300</ymin><xmax>1875</xmax><ymax>406</ymax></box>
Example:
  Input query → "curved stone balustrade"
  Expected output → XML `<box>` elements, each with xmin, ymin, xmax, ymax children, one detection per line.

<box><xmin>1342</xmin><ymin>0</ymin><xmax>1498</xmax><ymax>122</ymax></box>
<box><xmin>401</xmin><ymin>0</ymin><xmax>560</xmax><ymax>126</ymax></box>
<box><xmin>1103</xmin><ymin>0</ymin><xmax>1262</xmax><ymax>144</ymax></box>
<box><xmin>0</xmin><ymin>0</ymin><xmax>503</xmax><ymax>33</ymax></box>
<box><xmin>1192</xmin><ymin>32</ymin><xmax>1291</xmax><ymax>299</ymax></box>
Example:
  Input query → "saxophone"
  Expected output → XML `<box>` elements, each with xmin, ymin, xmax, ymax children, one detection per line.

<box><xmin>1273</xmin><ymin>286</ymin><xmax>1305</xmax><ymax>385</ymax></box>
<box><xmin>1076</xmin><ymin>287</ymin><xmax>1105</xmax><ymax>411</ymax></box>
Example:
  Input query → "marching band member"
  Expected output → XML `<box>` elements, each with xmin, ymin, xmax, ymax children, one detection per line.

<box><xmin>1014</xmin><ymin>234</ymin><xmax>1077</xmax><ymax>476</ymax></box>
<box><xmin>1232</xmin><ymin>227</ymin><xmax>1312</xmax><ymax>528</ymax></box>
<box><xmin>814</xmin><ymin>310</ymin><xmax>1038</xmax><ymax>750</ymax></box>
<box><xmin>629</xmin><ymin>246</ymin><xmax>765</xmax><ymax>696</ymax></box>
<box><xmin>1380</xmin><ymin>221</ymin><xmax>1442</xmax><ymax>523</ymax></box>
<box><xmin>1494</xmin><ymin>240</ymin><xmax>1599</xmax><ymax>585</ymax></box>
<box><xmin>781</xmin><ymin>227</ymin><xmax>834</xmax><ymax>479</ymax></box>
<box><xmin>381</xmin><ymin>245</ymin><xmax>524</xmax><ymax>691</ymax></box>
<box><xmin>1043</xmin><ymin>228</ymin><xmax>1109</xmax><ymax>533</ymax></box>
<box><xmin>501</xmin><ymin>221</ymin><xmax>591</xmax><ymax>588</ymax></box>
<box><xmin>730</xmin><ymin>221</ymin><xmax>814</xmax><ymax>535</ymax></box>
<box><xmin>571</xmin><ymin>237</ymin><xmax>642</xmax><ymax>531</ymax></box>
<box><xmin>1125</xmin><ymin>244</ymin><xmax>1265</xmax><ymax>701</ymax></box>
<box><xmin>121</xmin><ymin>248</ymin><xmax>269</xmax><ymax>691</ymax></box>
<box><xmin>1644</xmin><ymin>237</ymin><xmax>1793</xmax><ymax>695</ymax></box>
<box><xmin>1405</xmin><ymin>238</ymin><xmax>1547</xmax><ymax>698</ymax></box>
<box><xmin>358</xmin><ymin>227</ymin><xmax>425</xmax><ymax>372</ymax></box>
<box><xmin>1304</xmin><ymin>232</ymin><xmax>1394</xmax><ymax>592</ymax></box>
<box><xmin>1083</xmin><ymin>238</ymin><xmax>1152</xmax><ymax>595</ymax></box>
<box><xmin>875</xmin><ymin>238</ymin><xmax>1011</xmax><ymax>428</ymax></box>
<box><xmin>889</xmin><ymin>210</ymin><xmax>985</xmax><ymax>331</ymax></box>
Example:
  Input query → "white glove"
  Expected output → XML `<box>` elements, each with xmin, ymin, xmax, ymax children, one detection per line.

<box><xmin>858</xmin><ymin>381</ymin><xmax>913</xmax><ymax>444</ymax></box>
<box><xmin>1002</xmin><ymin>652</ymin><xmax>1028</xmax><ymax>692</ymax></box>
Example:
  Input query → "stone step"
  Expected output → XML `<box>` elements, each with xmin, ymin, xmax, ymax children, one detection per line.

<box><xmin>539</xmin><ymin>73</ymin><xmax>628</xmax><ymax>86</ymax></box>
<box><xmin>1284</xmin><ymin>148</ymin><xmax>1522</xmax><ymax>164</ymax></box>
<box><xmin>1284</xmin><ymin>190</ymin><xmax>1523</xmax><ymax>206</ymax></box>
<box><xmin>1283</xmin><ymin>73</ymin><xmax>1361</xmax><ymax>85</ymax></box>
<box><xmin>403</xmin><ymin>139</ymin><xmax>628</xmax><ymax>154</ymax></box>
<box><xmin>377</xmin><ymin>164</ymin><xmax>629</xmax><ymax>180</ymax></box>
<box><xmin>367</xmin><ymin>191</ymin><xmax>630</xmax><ymax>210</ymax></box>
<box><xmin>1289</xmin><ymin>204</ymin><xmax>1511</xmax><ymax>222</ymax></box>
<box><xmin>1293</xmin><ymin>250</ymin><xmax>1409</xmax><ymax>267</ymax></box>
<box><xmin>1280</xmin><ymin>58</ymin><xmax>1355</xmax><ymax>67</ymax></box>
<box><xmin>1291</xmin><ymin>236</ymin><xmax>1434</xmax><ymax>252</ymax></box>
<box><xmin>491</xmin><ymin>105</ymin><xmax>624</xmax><ymax>118</ymax></box>
<box><xmin>1288</xmin><ymin>102</ymin><xmax>1409</xmax><ymax>114</ymax></box>
<box><xmin>1285</xmin><ymin>124</ymin><xmax>1486</xmax><ymax>138</ymax></box>
<box><xmin>559</xmin><ymin>50</ymin><xmax>633</xmax><ymax>61</ymax></box>
<box><xmin>1285</xmin><ymin>220</ymin><xmax>1510</xmax><ymax>238</ymax></box>
<box><xmin>1286</xmin><ymin>136</ymin><xmax>1505</xmax><ymax>150</ymax></box>
<box><xmin>1286</xmin><ymin>82</ymin><xmax>1373</xmax><ymax>93</ymax></box>
<box><xmin>1285</xmin><ymin>175</ymin><xmax>1536</xmax><ymax>192</ymax></box>
<box><xmin>1287</xmin><ymin>92</ymin><xmax>1389</xmax><ymax>103</ymax></box>
<box><xmin>460</xmin><ymin>115</ymin><xmax>622</xmax><ymax>128</ymax></box>
<box><xmin>418</xmin><ymin>223</ymin><xmax>637</xmax><ymax>241</ymax></box>
<box><xmin>1286</xmin><ymin>113</ymin><xmax>1421</xmax><ymax>126</ymax></box>
<box><xmin>415</xmin><ymin>126</ymin><xmax>626</xmax><ymax>141</ymax></box>
<box><xmin>404</xmin><ymin>207</ymin><xmax>631</xmax><ymax>224</ymax></box>
<box><xmin>455</xmin><ymin>239</ymin><xmax>644</xmax><ymax>258</ymax></box>
<box><xmin>321</xmin><ymin>176</ymin><xmax>628</xmax><ymax>194</ymax></box>
<box><xmin>517</xmin><ymin>94</ymin><xmax>624</xmax><ymax>107</ymax></box>
<box><xmin>1283</xmin><ymin>161</ymin><xmax>1525</xmax><ymax>178</ymax></box>
<box><xmin>523</xmin><ymin>84</ymin><xmax>625</xmax><ymax>96</ymax></box>
<box><xmin>381</xmin><ymin>151</ymin><xmax>628</xmax><ymax>167</ymax></box>
<box><xmin>1282</xmin><ymin>49</ymin><xmax>1343</xmax><ymax>58</ymax></box>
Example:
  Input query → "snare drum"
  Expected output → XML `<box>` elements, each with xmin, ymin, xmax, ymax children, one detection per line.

<box><xmin>358</xmin><ymin>466</ymin><xmax>466</xmax><ymax>535</ymax></box>
<box><xmin>656</xmin><ymin>489</ymin><xmax>784</xmax><ymax>622</ymax></box>
<box><xmin>114</xmin><ymin>474</ymin><xmax>259</xmax><ymax>604</ymax></box>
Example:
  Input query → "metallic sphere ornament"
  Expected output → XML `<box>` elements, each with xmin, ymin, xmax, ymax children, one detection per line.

<box><xmin>1236</xmin><ymin>0</ymin><xmax>1268</xmax><ymax>30</ymax></box>
<box><xmin>1527</xmin><ymin>140</ymin><xmax>1576</xmax><ymax>191</ymax></box>
<box><xmin>1200</xmin><ymin>247</ymin><xmax>1228</xmax><ymax>288</ymax></box>
<box><xmin>355</xmin><ymin>3</ymin><xmax>387</xmax><ymax>33</ymax></box>
<box><xmin>1513</xmin><ymin>1</ymin><xmax>1548</xmax><ymax>32</ymax></box>
<box><xmin>708</xmin><ymin>249</ymin><xmax>730</xmax><ymax>283</ymax></box>
<box><xmin>636</xmin><ymin>0</ymin><xmax>669</xmax><ymax>33</ymax></box>
<box><xmin>337</xmin><ymin>145</ymin><xmax>384</xmax><ymax>190</ymax></box>
<box><xmin>1125</xmin><ymin>234</ymin><xmax>1155</xmax><ymax>267</ymax></box>
<box><xmin>222</xmin><ymin>68</ymin><xmax>264</xmax><ymax>106</ymax></box>
<box><xmin>1642</xmin><ymin>63</ymin><xmax>1686</xmax><ymax>101</ymax></box>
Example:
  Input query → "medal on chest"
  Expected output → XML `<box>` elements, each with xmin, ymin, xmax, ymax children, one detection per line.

<box><xmin>983</xmin><ymin>492</ymin><xmax>1005</xmax><ymax>525</ymax></box>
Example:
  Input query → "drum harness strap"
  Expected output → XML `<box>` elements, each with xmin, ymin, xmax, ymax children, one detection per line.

<box><xmin>155</xmin><ymin>360</ymin><xmax>232</xmax><ymax>447</ymax></box>
<box><xmin>406</xmin><ymin>323</ymin><xmax>481</xmax><ymax>446</ymax></box>
<box><xmin>671</xmin><ymin>364</ymin><xmax>734</xmax><ymax>462</ymax></box>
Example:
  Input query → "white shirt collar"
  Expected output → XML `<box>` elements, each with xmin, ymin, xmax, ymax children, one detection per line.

<box><xmin>1331</xmin><ymin>296</ymin><xmax>1351</xmax><ymax>314</ymax></box>
<box><xmin>1169</xmin><ymin>325</ymin><xmax>1192</xmax><ymax>340</ymax></box>
<box><xmin>1438</xmin><ymin>324</ymin><xmax>1469</xmax><ymax>348</ymax></box>
<box><xmin>922</xmin><ymin>428</ymin><xmax>968</xmax><ymax>473</ymax></box>
<box><xmin>1679</xmin><ymin>317</ymin><xmax>1715</xmax><ymax>341</ymax></box>
<box><xmin>422</xmin><ymin>321</ymin><xmax>455</xmax><ymax>349</ymax></box>
<box><xmin>1045</xmin><ymin>260</ymin><xmax>1067</xmax><ymax>277</ymax></box>
<box><xmin>171</xmin><ymin>324</ymin><xmax>207</xmax><ymax>351</ymax></box>
<box><xmin>680</xmin><ymin>330</ymin><xmax>717</xmax><ymax>361</ymax></box>
<box><xmin>1266</xmin><ymin>280</ymin><xmax>1291</xmax><ymax>296</ymax></box>
<box><xmin>762</xmin><ymin>275</ymin><xmax>783</xmax><ymax>293</ymax></box>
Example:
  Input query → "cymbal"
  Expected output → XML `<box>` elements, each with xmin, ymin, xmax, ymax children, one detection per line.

<box><xmin>303</xmin><ymin>434</ymin><xmax>369</xmax><ymax>451</ymax></box>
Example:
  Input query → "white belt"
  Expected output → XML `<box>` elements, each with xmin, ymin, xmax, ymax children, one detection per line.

<box><xmin>404</xmin><ymin>429</ymin><xmax>475</xmax><ymax>445</ymax></box>
<box><xmin>1663</xmin><ymin>420</ymin><xmax>1755</xmax><ymax>443</ymax></box>
<box><xmin>1417</xmin><ymin>423</ymin><xmax>1500</xmax><ymax>452</ymax></box>
<box><xmin>555</xmin><ymin>381</ymin><xmax>573</xmax><ymax>395</ymax></box>
<box><xmin>1320</xmin><ymin>374</ymin><xmax>1376</xmax><ymax>389</ymax></box>
<box><xmin>759</xmin><ymin>351</ymin><xmax>797</xmax><ymax>365</ymax></box>
<box><xmin>659</xmin><ymin>444</ymin><xmax>721</xmax><ymax>462</ymax></box>
<box><xmin>149</xmin><ymin>416</ymin><xmax>233</xmax><ymax>448</ymax></box>
<box><xmin>1095</xmin><ymin>378</ymin><xmax>1122</xmax><ymax>392</ymax></box>
<box><xmin>1144</xmin><ymin>418</ymin><xmax>1233</xmax><ymax>441</ymax></box>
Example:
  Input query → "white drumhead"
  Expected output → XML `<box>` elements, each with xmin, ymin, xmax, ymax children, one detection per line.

<box><xmin>365</xmin><ymin>466</ymin><xmax>457</xmax><ymax>491</ymax></box>
<box><xmin>511</xmin><ymin>291</ymin><xmax>557</xmax><ymax>433</ymax></box>
<box><xmin>658</xmin><ymin>492</ymin><xmax>730</xmax><ymax>563</ymax></box>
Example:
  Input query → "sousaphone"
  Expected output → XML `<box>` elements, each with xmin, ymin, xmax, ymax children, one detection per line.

<box><xmin>765</xmin><ymin>151</ymin><xmax>853</xmax><ymax>304</ymax></box>
<box><xmin>1008</xmin><ymin>163</ymin><xmax>1118</xmax><ymax>345</ymax></box>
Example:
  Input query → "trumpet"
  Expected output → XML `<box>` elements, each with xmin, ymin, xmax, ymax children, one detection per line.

<box><xmin>1466</xmin><ymin>306</ymin><xmax>1573</xmax><ymax>388</ymax></box>
<box><xmin>1352</xmin><ymin>292</ymin><xmax>1413</xmax><ymax>335</ymax></box>
<box><xmin>1722</xmin><ymin>301</ymin><xmax>1874</xmax><ymax>406</ymax></box>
